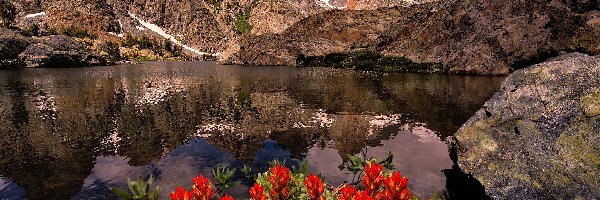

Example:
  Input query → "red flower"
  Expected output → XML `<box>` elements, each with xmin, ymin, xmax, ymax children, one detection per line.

<box><xmin>219</xmin><ymin>194</ymin><xmax>234</xmax><ymax>200</ymax></box>
<box><xmin>305</xmin><ymin>175</ymin><xmax>325</xmax><ymax>200</ymax></box>
<box><xmin>250</xmin><ymin>183</ymin><xmax>267</xmax><ymax>200</ymax></box>
<box><xmin>191</xmin><ymin>174</ymin><xmax>215</xmax><ymax>200</ymax></box>
<box><xmin>362</xmin><ymin>162</ymin><xmax>384</xmax><ymax>195</ymax></box>
<box><xmin>268</xmin><ymin>164</ymin><xmax>291</xmax><ymax>200</ymax></box>
<box><xmin>338</xmin><ymin>185</ymin><xmax>357</xmax><ymax>200</ymax></box>
<box><xmin>170</xmin><ymin>186</ymin><xmax>193</xmax><ymax>200</ymax></box>
<box><xmin>353</xmin><ymin>190</ymin><xmax>374</xmax><ymax>200</ymax></box>
<box><xmin>377</xmin><ymin>172</ymin><xmax>412</xmax><ymax>200</ymax></box>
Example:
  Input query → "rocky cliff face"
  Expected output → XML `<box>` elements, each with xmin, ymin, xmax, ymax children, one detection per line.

<box><xmin>4</xmin><ymin>0</ymin><xmax>599</xmax><ymax>72</ymax></box>
<box><xmin>7</xmin><ymin>0</ymin><xmax>417</xmax><ymax>60</ymax></box>
<box><xmin>453</xmin><ymin>53</ymin><xmax>600</xmax><ymax>199</ymax></box>
<box><xmin>224</xmin><ymin>0</ymin><xmax>600</xmax><ymax>75</ymax></box>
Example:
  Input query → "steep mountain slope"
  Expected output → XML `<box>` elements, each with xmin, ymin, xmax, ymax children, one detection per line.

<box><xmin>9</xmin><ymin>0</ymin><xmax>417</xmax><ymax>59</ymax></box>
<box><xmin>224</xmin><ymin>0</ymin><xmax>600</xmax><ymax>75</ymax></box>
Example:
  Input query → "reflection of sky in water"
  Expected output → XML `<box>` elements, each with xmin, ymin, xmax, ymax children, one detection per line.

<box><xmin>0</xmin><ymin>63</ymin><xmax>503</xmax><ymax>199</ymax></box>
<box><xmin>68</xmin><ymin>123</ymin><xmax>449</xmax><ymax>199</ymax></box>
<box><xmin>0</xmin><ymin>178</ymin><xmax>25</xmax><ymax>200</ymax></box>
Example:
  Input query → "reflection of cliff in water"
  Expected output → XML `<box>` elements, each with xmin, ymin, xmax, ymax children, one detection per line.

<box><xmin>0</xmin><ymin>62</ymin><xmax>503</xmax><ymax>199</ymax></box>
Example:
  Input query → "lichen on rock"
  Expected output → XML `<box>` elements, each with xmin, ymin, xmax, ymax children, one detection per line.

<box><xmin>453</xmin><ymin>53</ymin><xmax>600</xmax><ymax>199</ymax></box>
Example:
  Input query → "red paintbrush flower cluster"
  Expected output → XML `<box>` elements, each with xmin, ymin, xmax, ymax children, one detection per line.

<box><xmin>339</xmin><ymin>163</ymin><xmax>412</xmax><ymax>200</ymax></box>
<box><xmin>171</xmin><ymin>186</ymin><xmax>193</xmax><ymax>200</ymax></box>
<box><xmin>169</xmin><ymin>162</ymin><xmax>413</xmax><ymax>200</ymax></box>
<box><xmin>266</xmin><ymin>164</ymin><xmax>291</xmax><ymax>200</ymax></box>
<box><xmin>249</xmin><ymin>183</ymin><xmax>267</xmax><ymax>200</ymax></box>
<box><xmin>192</xmin><ymin>174</ymin><xmax>215</xmax><ymax>200</ymax></box>
<box><xmin>376</xmin><ymin>172</ymin><xmax>411</xmax><ymax>200</ymax></box>
<box><xmin>171</xmin><ymin>174</ymin><xmax>234</xmax><ymax>200</ymax></box>
<box><xmin>305</xmin><ymin>175</ymin><xmax>325</xmax><ymax>200</ymax></box>
<box><xmin>363</xmin><ymin>162</ymin><xmax>384</xmax><ymax>195</ymax></box>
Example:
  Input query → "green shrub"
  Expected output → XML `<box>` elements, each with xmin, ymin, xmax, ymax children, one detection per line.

<box><xmin>100</xmin><ymin>41</ymin><xmax>121</xmax><ymax>62</ymax></box>
<box><xmin>20</xmin><ymin>24</ymin><xmax>40</xmax><ymax>37</ymax></box>
<box><xmin>234</xmin><ymin>14</ymin><xmax>253</xmax><ymax>34</ymax></box>
<box><xmin>297</xmin><ymin>50</ymin><xmax>444</xmax><ymax>73</ymax></box>
<box><xmin>0</xmin><ymin>0</ymin><xmax>16</xmax><ymax>28</ymax></box>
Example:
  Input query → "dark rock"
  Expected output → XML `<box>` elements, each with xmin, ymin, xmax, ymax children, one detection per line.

<box><xmin>0</xmin><ymin>28</ymin><xmax>30</xmax><ymax>68</ymax></box>
<box><xmin>18</xmin><ymin>35</ymin><xmax>106</xmax><ymax>68</ymax></box>
<box><xmin>453</xmin><ymin>53</ymin><xmax>600</xmax><ymax>199</ymax></box>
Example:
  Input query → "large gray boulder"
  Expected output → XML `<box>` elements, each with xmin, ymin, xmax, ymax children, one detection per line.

<box><xmin>453</xmin><ymin>53</ymin><xmax>600</xmax><ymax>199</ymax></box>
<box><xmin>0</xmin><ymin>28</ymin><xmax>30</xmax><ymax>68</ymax></box>
<box><xmin>18</xmin><ymin>35</ymin><xmax>106</xmax><ymax>68</ymax></box>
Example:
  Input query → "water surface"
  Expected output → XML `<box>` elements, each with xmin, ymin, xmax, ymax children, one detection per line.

<box><xmin>0</xmin><ymin>62</ymin><xmax>504</xmax><ymax>199</ymax></box>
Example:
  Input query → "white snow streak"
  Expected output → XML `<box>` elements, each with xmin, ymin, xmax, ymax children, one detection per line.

<box><xmin>128</xmin><ymin>11</ymin><xmax>219</xmax><ymax>57</ymax></box>
<box><xmin>24</xmin><ymin>12</ymin><xmax>46</xmax><ymax>18</ymax></box>
<box><xmin>316</xmin><ymin>0</ymin><xmax>346</xmax><ymax>9</ymax></box>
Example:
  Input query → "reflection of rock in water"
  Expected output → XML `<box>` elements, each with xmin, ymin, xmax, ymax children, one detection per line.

<box><xmin>0</xmin><ymin>63</ymin><xmax>502</xmax><ymax>199</ymax></box>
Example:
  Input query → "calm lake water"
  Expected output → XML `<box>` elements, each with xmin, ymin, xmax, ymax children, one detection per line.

<box><xmin>0</xmin><ymin>62</ymin><xmax>504</xmax><ymax>199</ymax></box>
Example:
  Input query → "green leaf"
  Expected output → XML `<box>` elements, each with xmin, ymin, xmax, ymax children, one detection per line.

<box><xmin>152</xmin><ymin>186</ymin><xmax>160</xmax><ymax>200</ymax></box>
<box><xmin>300</xmin><ymin>161</ymin><xmax>308</xmax><ymax>175</ymax></box>
<box><xmin>111</xmin><ymin>187</ymin><xmax>133</xmax><ymax>199</ymax></box>
<box><xmin>136</xmin><ymin>176</ymin><xmax>144</xmax><ymax>195</ymax></box>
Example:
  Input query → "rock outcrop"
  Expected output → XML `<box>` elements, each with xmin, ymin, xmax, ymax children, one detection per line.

<box><xmin>17</xmin><ymin>35</ymin><xmax>106</xmax><ymax>68</ymax></box>
<box><xmin>0</xmin><ymin>28</ymin><xmax>30</xmax><ymax>67</ymax></box>
<box><xmin>4</xmin><ymin>0</ymin><xmax>600</xmax><ymax>74</ymax></box>
<box><xmin>8</xmin><ymin>0</ymin><xmax>422</xmax><ymax>60</ymax></box>
<box><xmin>224</xmin><ymin>0</ymin><xmax>600</xmax><ymax>75</ymax></box>
<box><xmin>453</xmin><ymin>53</ymin><xmax>600</xmax><ymax>199</ymax></box>
<box><xmin>1</xmin><ymin>28</ymin><xmax>107</xmax><ymax>68</ymax></box>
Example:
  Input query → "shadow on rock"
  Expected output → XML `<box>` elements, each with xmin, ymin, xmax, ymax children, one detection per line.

<box><xmin>442</xmin><ymin>143</ymin><xmax>491</xmax><ymax>200</ymax></box>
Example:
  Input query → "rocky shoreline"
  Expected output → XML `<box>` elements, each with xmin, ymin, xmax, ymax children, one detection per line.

<box><xmin>452</xmin><ymin>53</ymin><xmax>599</xmax><ymax>199</ymax></box>
<box><xmin>0</xmin><ymin>0</ymin><xmax>599</xmax><ymax>198</ymax></box>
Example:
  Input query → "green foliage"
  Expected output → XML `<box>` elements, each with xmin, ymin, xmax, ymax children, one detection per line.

<box><xmin>111</xmin><ymin>175</ymin><xmax>160</xmax><ymax>200</ymax></box>
<box><xmin>234</xmin><ymin>13</ymin><xmax>253</xmax><ymax>34</ymax></box>
<box><xmin>47</xmin><ymin>26</ymin><xmax>96</xmax><ymax>39</ymax></box>
<box><xmin>242</xmin><ymin>164</ymin><xmax>253</xmax><ymax>179</ymax></box>
<box><xmin>101</xmin><ymin>41</ymin><xmax>122</xmax><ymax>62</ymax></box>
<box><xmin>213</xmin><ymin>166</ymin><xmax>240</xmax><ymax>191</ymax></box>
<box><xmin>122</xmin><ymin>35</ymin><xmax>182</xmax><ymax>58</ymax></box>
<box><xmin>0</xmin><ymin>0</ymin><xmax>16</xmax><ymax>28</ymax></box>
<box><xmin>340</xmin><ymin>50</ymin><xmax>382</xmax><ymax>71</ymax></box>
<box><xmin>297</xmin><ymin>50</ymin><xmax>444</xmax><ymax>73</ymax></box>
<box><xmin>204</xmin><ymin>0</ymin><xmax>221</xmax><ymax>9</ymax></box>
<box><xmin>20</xmin><ymin>25</ymin><xmax>40</xmax><ymax>37</ymax></box>
<box><xmin>345</xmin><ymin>150</ymin><xmax>395</xmax><ymax>185</ymax></box>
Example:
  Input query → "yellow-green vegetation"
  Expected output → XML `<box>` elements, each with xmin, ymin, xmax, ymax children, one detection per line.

<box><xmin>120</xmin><ymin>35</ymin><xmax>183</xmax><ymax>61</ymax></box>
<box><xmin>297</xmin><ymin>50</ymin><xmax>445</xmax><ymax>73</ymax></box>
<box><xmin>555</xmin><ymin>122</ymin><xmax>600</xmax><ymax>187</ymax></box>
<box><xmin>234</xmin><ymin>13</ymin><xmax>253</xmax><ymax>34</ymax></box>
<box><xmin>0</xmin><ymin>0</ymin><xmax>16</xmax><ymax>28</ymax></box>
<box><xmin>582</xmin><ymin>90</ymin><xmax>600</xmax><ymax>117</ymax></box>
<box><xmin>570</xmin><ymin>25</ymin><xmax>600</xmax><ymax>55</ymax></box>
<box><xmin>204</xmin><ymin>0</ymin><xmax>221</xmax><ymax>9</ymax></box>
<box><xmin>99</xmin><ymin>41</ymin><xmax>121</xmax><ymax>62</ymax></box>
<box><xmin>19</xmin><ymin>24</ymin><xmax>41</xmax><ymax>37</ymax></box>
<box><xmin>48</xmin><ymin>26</ymin><xmax>97</xmax><ymax>39</ymax></box>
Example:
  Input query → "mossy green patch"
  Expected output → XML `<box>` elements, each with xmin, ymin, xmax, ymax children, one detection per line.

<box><xmin>555</xmin><ymin>122</ymin><xmax>600</xmax><ymax>188</ymax></box>
<box><xmin>296</xmin><ymin>50</ymin><xmax>445</xmax><ymax>73</ymax></box>
<box><xmin>582</xmin><ymin>90</ymin><xmax>600</xmax><ymax>117</ymax></box>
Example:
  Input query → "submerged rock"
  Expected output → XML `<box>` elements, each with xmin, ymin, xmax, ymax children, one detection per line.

<box><xmin>453</xmin><ymin>53</ymin><xmax>600</xmax><ymax>199</ymax></box>
<box><xmin>18</xmin><ymin>35</ymin><xmax>106</xmax><ymax>68</ymax></box>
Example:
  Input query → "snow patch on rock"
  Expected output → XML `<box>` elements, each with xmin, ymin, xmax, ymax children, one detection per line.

<box><xmin>24</xmin><ymin>12</ymin><xmax>46</xmax><ymax>18</ymax></box>
<box><xmin>128</xmin><ymin>11</ymin><xmax>219</xmax><ymax>57</ymax></box>
<box><xmin>316</xmin><ymin>0</ymin><xmax>346</xmax><ymax>9</ymax></box>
